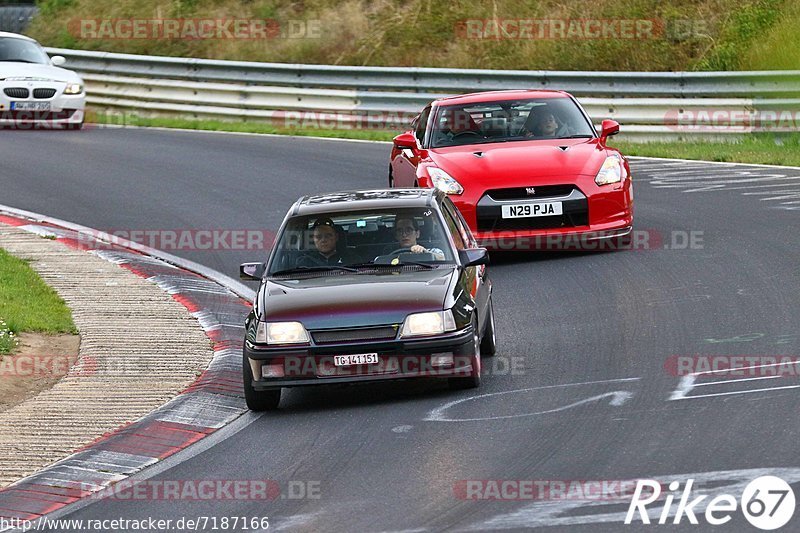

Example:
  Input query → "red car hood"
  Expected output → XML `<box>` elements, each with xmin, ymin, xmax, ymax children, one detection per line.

<box><xmin>428</xmin><ymin>139</ymin><xmax>608</xmax><ymax>187</ymax></box>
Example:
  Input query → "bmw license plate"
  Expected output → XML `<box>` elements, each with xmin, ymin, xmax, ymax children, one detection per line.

<box><xmin>11</xmin><ymin>102</ymin><xmax>51</xmax><ymax>111</ymax></box>
<box><xmin>501</xmin><ymin>202</ymin><xmax>562</xmax><ymax>218</ymax></box>
<box><xmin>334</xmin><ymin>353</ymin><xmax>378</xmax><ymax>366</ymax></box>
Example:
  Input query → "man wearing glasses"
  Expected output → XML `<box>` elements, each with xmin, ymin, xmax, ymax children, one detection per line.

<box><xmin>393</xmin><ymin>215</ymin><xmax>445</xmax><ymax>260</ymax></box>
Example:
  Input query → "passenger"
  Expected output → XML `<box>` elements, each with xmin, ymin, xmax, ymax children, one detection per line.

<box><xmin>297</xmin><ymin>217</ymin><xmax>349</xmax><ymax>266</ymax></box>
<box><xmin>523</xmin><ymin>106</ymin><xmax>571</xmax><ymax>138</ymax></box>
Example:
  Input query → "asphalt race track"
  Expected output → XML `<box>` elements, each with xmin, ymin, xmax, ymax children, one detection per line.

<box><xmin>1</xmin><ymin>128</ymin><xmax>799</xmax><ymax>532</ymax></box>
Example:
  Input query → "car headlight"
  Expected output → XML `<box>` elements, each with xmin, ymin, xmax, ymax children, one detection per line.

<box><xmin>595</xmin><ymin>155</ymin><xmax>626</xmax><ymax>186</ymax></box>
<box><xmin>256</xmin><ymin>321</ymin><xmax>309</xmax><ymax>344</ymax></box>
<box><xmin>400</xmin><ymin>310</ymin><xmax>457</xmax><ymax>338</ymax></box>
<box><xmin>428</xmin><ymin>167</ymin><xmax>464</xmax><ymax>195</ymax></box>
<box><xmin>63</xmin><ymin>83</ymin><xmax>83</xmax><ymax>95</ymax></box>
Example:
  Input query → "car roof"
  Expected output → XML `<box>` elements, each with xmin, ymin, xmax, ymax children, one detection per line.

<box><xmin>291</xmin><ymin>189</ymin><xmax>441</xmax><ymax>217</ymax></box>
<box><xmin>433</xmin><ymin>89</ymin><xmax>571</xmax><ymax>107</ymax></box>
<box><xmin>0</xmin><ymin>32</ymin><xmax>37</xmax><ymax>43</ymax></box>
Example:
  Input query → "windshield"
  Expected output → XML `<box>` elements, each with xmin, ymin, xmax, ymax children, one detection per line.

<box><xmin>267</xmin><ymin>208</ymin><xmax>456</xmax><ymax>275</ymax></box>
<box><xmin>0</xmin><ymin>37</ymin><xmax>50</xmax><ymax>65</ymax></box>
<box><xmin>429</xmin><ymin>96</ymin><xmax>596</xmax><ymax>148</ymax></box>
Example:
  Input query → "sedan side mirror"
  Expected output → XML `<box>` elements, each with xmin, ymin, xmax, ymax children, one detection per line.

<box><xmin>51</xmin><ymin>55</ymin><xmax>66</xmax><ymax>66</ymax></box>
<box><xmin>600</xmin><ymin>119</ymin><xmax>620</xmax><ymax>141</ymax></box>
<box><xmin>240</xmin><ymin>262</ymin><xmax>266</xmax><ymax>281</ymax></box>
<box><xmin>459</xmin><ymin>248</ymin><xmax>489</xmax><ymax>267</ymax></box>
<box><xmin>393</xmin><ymin>132</ymin><xmax>418</xmax><ymax>150</ymax></box>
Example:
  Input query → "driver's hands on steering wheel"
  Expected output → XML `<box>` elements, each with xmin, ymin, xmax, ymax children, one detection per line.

<box><xmin>409</xmin><ymin>245</ymin><xmax>426</xmax><ymax>254</ymax></box>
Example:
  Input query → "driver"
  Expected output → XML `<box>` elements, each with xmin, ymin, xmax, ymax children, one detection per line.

<box><xmin>392</xmin><ymin>215</ymin><xmax>445</xmax><ymax>260</ymax></box>
<box><xmin>440</xmin><ymin>107</ymin><xmax>481</xmax><ymax>142</ymax></box>
<box><xmin>297</xmin><ymin>217</ymin><xmax>349</xmax><ymax>266</ymax></box>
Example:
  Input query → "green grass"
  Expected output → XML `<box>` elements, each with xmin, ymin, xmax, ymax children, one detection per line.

<box><xmin>94</xmin><ymin>114</ymin><xmax>800</xmax><ymax>167</ymax></box>
<box><xmin>92</xmin><ymin>113</ymin><xmax>397</xmax><ymax>141</ymax></box>
<box><xmin>28</xmin><ymin>0</ymin><xmax>793</xmax><ymax>71</ymax></box>
<box><xmin>0</xmin><ymin>248</ymin><xmax>77</xmax><ymax>354</ymax></box>
<box><xmin>612</xmin><ymin>134</ymin><xmax>800</xmax><ymax>166</ymax></box>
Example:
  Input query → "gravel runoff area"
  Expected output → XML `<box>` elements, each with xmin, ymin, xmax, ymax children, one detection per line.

<box><xmin>0</xmin><ymin>223</ymin><xmax>214</xmax><ymax>487</ymax></box>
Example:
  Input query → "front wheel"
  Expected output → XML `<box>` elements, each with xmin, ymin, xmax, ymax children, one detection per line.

<box><xmin>449</xmin><ymin>318</ymin><xmax>481</xmax><ymax>390</ymax></box>
<box><xmin>480</xmin><ymin>299</ymin><xmax>497</xmax><ymax>357</ymax></box>
<box><xmin>243</xmin><ymin>353</ymin><xmax>281</xmax><ymax>411</ymax></box>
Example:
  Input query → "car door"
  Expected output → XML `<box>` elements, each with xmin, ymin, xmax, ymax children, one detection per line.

<box><xmin>442</xmin><ymin>198</ymin><xmax>491</xmax><ymax>335</ymax></box>
<box><xmin>391</xmin><ymin>105</ymin><xmax>430</xmax><ymax>188</ymax></box>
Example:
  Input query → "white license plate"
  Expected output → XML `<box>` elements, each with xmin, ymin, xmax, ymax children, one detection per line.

<box><xmin>334</xmin><ymin>353</ymin><xmax>378</xmax><ymax>366</ymax></box>
<box><xmin>11</xmin><ymin>102</ymin><xmax>51</xmax><ymax>111</ymax></box>
<box><xmin>501</xmin><ymin>202</ymin><xmax>563</xmax><ymax>218</ymax></box>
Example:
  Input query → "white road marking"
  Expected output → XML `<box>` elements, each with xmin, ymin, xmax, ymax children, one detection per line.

<box><xmin>669</xmin><ymin>361</ymin><xmax>800</xmax><ymax>401</ymax></box>
<box><xmin>465</xmin><ymin>467</ymin><xmax>800</xmax><ymax>530</ymax></box>
<box><xmin>425</xmin><ymin>378</ymin><xmax>639</xmax><ymax>422</ymax></box>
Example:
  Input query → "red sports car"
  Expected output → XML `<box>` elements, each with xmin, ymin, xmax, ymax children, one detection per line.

<box><xmin>389</xmin><ymin>90</ymin><xmax>633</xmax><ymax>251</ymax></box>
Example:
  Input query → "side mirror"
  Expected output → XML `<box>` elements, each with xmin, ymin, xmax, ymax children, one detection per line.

<box><xmin>393</xmin><ymin>132</ymin><xmax>418</xmax><ymax>150</ymax></box>
<box><xmin>51</xmin><ymin>55</ymin><xmax>66</xmax><ymax>66</ymax></box>
<box><xmin>459</xmin><ymin>248</ymin><xmax>490</xmax><ymax>267</ymax></box>
<box><xmin>600</xmin><ymin>119</ymin><xmax>620</xmax><ymax>141</ymax></box>
<box><xmin>240</xmin><ymin>262</ymin><xmax>266</xmax><ymax>281</ymax></box>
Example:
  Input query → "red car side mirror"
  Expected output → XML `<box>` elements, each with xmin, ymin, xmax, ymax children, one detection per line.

<box><xmin>393</xmin><ymin>132</ymin><xmax>418</xmax><ymax>150</ymax></box>
<box><xmin>600</xmin><ymin>119</ymin><xmax>620</xmax><ymax>141</ymax></box>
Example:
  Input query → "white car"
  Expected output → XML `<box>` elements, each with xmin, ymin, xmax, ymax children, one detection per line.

<box><xmin>0</xmin><ymin>31</ymin><xmax>85</xmax><ymax>129</ymax></box>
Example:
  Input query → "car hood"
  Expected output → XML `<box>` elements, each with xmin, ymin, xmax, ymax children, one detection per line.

<box><xmin>259</xmin><ymin>268</ymin><xmax>456</xmax><ymax>330</ymax></box>
<box><xmin>428</xmin><ymin>138</ymin><xmax>609</xmax><ymax>187</ymax></box>
<box><xmin>0</xmin><ymin>63</ymin><xmax>82</xmax><ymax>83</ymax></box>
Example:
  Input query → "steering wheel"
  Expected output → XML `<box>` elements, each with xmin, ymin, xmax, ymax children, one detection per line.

<box><xmin>387</xmin><ymin>247</ymin><xmax>414</xmax><ymax>255</ymax></box>
<box><xmin>452</xmin><ymin>130</ymin><xmax>481</xmax><ymax>139</ymax></box>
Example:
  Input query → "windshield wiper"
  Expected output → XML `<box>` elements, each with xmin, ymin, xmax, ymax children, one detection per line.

<box><xmin>0</xmin><ymin>59</ymin><xmax>37</xmax><ymax>63</ymax></box>
<box><xmin>270</xmin><ymin>265</ymin><xmax>358</xmax><ymax>276</ymax></box>
<box><xmin>557</xmin><ymin>134</ymin><xmax>594</xmax><ymax>139</ymax></box>
<box><xmin>350</xmin><ymin>261</ymin><xmax>444</xmax><ymax>270</ymax></box>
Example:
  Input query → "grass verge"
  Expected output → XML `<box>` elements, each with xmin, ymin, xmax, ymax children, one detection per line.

<box><xmin>611</xmin><ymin>134</ymin><xmax>800</xmax><ymax>167</ymax></box>
<box><xmin>0</xmin><ymin>248</ymin><xmax>77</xmax><ymax>354</ymax></box>
<box><xmin>93</xmin><ymin>115</ymin><xmax>800</xmax><ymax>167</ymax></box>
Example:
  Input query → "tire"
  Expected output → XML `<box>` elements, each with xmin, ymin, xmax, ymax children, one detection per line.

<box><xmin>243</xmin><ymin>353</ymin><xmax>281</xmax><ymax>411</ymax></box>
<box><xmin>65</xmin><ymin>121</ymin><xmax>84</xmax><ymax>130</ymax></box>
<box><xmin>388</xmin><ymin>167</ymin><xmax>394</xmax><ymax>188</ymax></box>
<box><xmin>480</xmin><ymin>298</ymin><xmax>497</xmax><ymax>357</ymax></box>
<box><xmin>449</xmin><ymin>317</ymin><xmax>481</xmax><ymax>390</ymax></box>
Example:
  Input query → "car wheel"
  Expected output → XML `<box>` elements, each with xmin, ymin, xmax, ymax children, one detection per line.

<box><xmin>388</xmin><ymin>167</ymin><xmax>394</xmax><ymax>187</ymax></box>
<box><xmin>480</xmin><ymin>298</ymin><xmax>497</xmax><ymax>357</ymax></box>
<box><xmin>65</xmin><ymin>121</ymin><xmax>84</xmax><ymax>130</ymax></box>
<box><xmin>449</xmin><ymin>317</ymin><xmax>481</xmax><ymax>390</ymax></box>
<box><xmin>243</xmin><ymin>353</ymin><xmax>281</xmax><ymax>411</ymax></box>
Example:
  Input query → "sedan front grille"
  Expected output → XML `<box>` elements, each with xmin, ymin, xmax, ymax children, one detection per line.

<box><xmin>486</xmin><ymin>185</ymin><xmax>577</xmax><ymax>201</ymax></box>
<box><xmin>311</xmin><ymin>325</ymin><xmax>398</xmax><ymax>344</ymax></box>
<box><xmin>476</xmin><ymin>187</ymin><xmax>589</xmax><ymax>231</ymax></box>
<box><xmin>32</xmin><ymin>88</ymin><xmax>56</xmax><ymax>99</ymax></box>
<box><xmin>3</xmin><ymin>88</ymin><xmax>29</xmax><ymax>98</ymax></box>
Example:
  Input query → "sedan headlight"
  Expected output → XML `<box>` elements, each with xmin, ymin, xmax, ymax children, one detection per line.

<box><xmin>256</xmin><ymin>321</ymin><xmax>309</xmax><ymax>344</ymax></box>
<box><xmin>595</xmin><ymin>155</ymin><xmax>626</xmax><ymax>186</ymax></box>
<box><xmin>400</xmin><ymin>310</ymin><xmax>457</xmax><ymax>338</ymax></box>
<box><xmin>63</xmin><ymin>83</ymin><xmax>83</xmax><ymax>95</ymax></box>
<box><xmin>428</xmin><ymin>167</ymin><xmax>464</xmax><ymax>195</ymax></box>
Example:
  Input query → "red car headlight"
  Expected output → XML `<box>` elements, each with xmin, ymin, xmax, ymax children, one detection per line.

<box><xmin>428</xmin><ymin>167</ymin><xmax>464</xmax><ymax>195</ymax></box>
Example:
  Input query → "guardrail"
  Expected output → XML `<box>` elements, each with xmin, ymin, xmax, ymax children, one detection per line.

<box><xmin>45</xmin><ymin>47</ymin><xmax>800</xmax><ymax>141</ymax></box>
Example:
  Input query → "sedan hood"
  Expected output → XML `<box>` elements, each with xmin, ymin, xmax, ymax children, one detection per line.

<box><xmin>0</xmin><ymin>63</ymin><xmax>81</xmax><ymax>83</ymax></box>
<box><xmin>429</xmin><ymin>139</ymin><xmax>608</xmax><ymax>187</ymax></box>
<box><xmin>259</xmin><ymin>268</ymin><xmax>456</xmax><ymax>330</ymax></box>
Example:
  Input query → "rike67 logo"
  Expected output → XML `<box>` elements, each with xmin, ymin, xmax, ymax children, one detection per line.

<box><xmin>626</xmin><ymin>476</ymin><xmax>795</xmax><ymax>530</ymax></box>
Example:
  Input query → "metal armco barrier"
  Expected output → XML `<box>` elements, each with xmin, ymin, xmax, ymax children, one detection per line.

<box><xmin>44</xmin><ymin>47</ymin><xmax>800</xmax><ymax>141</ymax></box>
